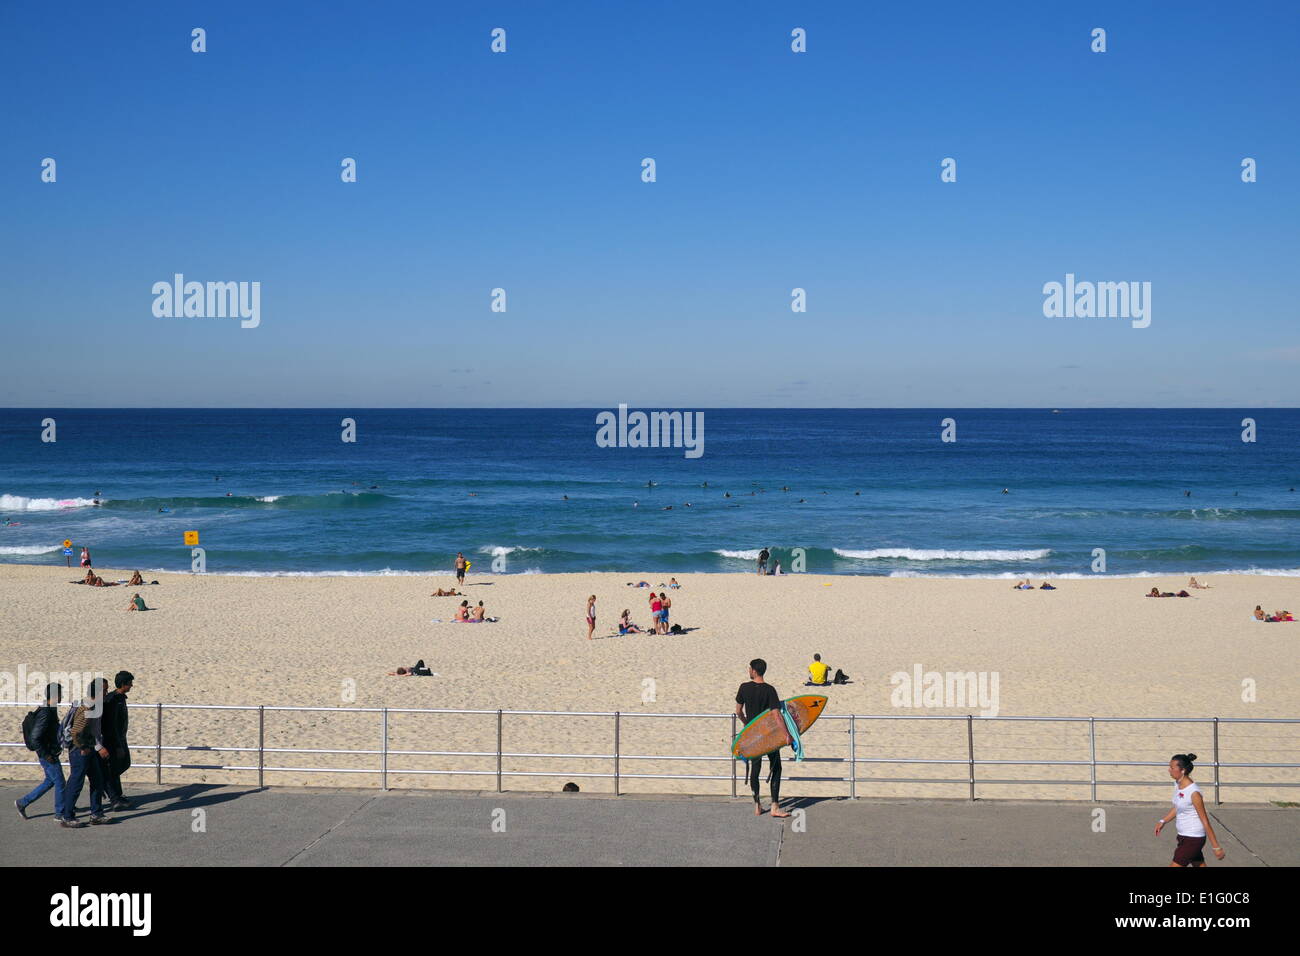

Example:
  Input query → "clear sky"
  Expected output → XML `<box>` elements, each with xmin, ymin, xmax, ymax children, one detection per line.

<box><xmin>2</xmin><ymin>1</ymin><xmax>1297</xmax><ymax>407</ymax></box>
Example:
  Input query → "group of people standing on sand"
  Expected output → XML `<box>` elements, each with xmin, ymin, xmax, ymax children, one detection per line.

<box><xmin>16</xmin><ymin>672</ymin><xmax>136</xmax><ymax>828</ymax></box>
<box><xmin>588</xmin><ymin>585</ymin><xmax>678</xmax><ymax>639</ymax></box>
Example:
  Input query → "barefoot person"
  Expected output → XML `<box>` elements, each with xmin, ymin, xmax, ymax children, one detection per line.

<box><xmin>734</xmin><ymin>659</ymin><xmax>789</xmax><ymax>818</ymax></box>
<box><xmin>1155</xmin><ymin>752</ymin><xmax>1225</xmax><ymax>867</ymax></box>
<box><xmin>586</xmin><ymin>595</ymin><xmax>597</xmax><ymax>640</ymax></box>
<box><xmin>454</xmin><ymin>552</ymin><xmax>467</xmax><ymax>587</ymax></box>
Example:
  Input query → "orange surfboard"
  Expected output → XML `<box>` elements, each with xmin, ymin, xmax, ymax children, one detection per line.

<box><xmin>731</xmin><ymin>695</ymin><xmax>827</xmax><ymax>759</ymax></box>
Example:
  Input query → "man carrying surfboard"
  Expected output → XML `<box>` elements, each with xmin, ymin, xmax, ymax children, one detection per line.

<box><xmin>734</xmin><ymin>659</ymin><xmax>789</xmax><ymax>818</ymax></box>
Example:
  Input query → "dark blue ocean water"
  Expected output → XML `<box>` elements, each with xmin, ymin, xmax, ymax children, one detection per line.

<box><xmin>1</xmin><ymin>409</ymin><xmax>1298</xmax><ymax>577</ymax></box>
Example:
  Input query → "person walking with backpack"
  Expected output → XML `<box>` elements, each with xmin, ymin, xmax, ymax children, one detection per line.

<box><xmin>63</xmin><ymin>677</ymin><xmax>111</xmax><ymax>825</ymax></box>
<box><xmin>100</xmin><ymin>671</ymin><xmax>135</xmax><ymax>810</ymax></box>
<box><xmin>16</xmin><ymin>682</ymin><xmax>81</xmax><ymax>827</ymax></box>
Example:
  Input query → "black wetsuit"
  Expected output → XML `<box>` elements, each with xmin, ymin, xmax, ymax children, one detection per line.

<box><xmin>736</xmin><ymin>681</ymin><xmax>782</xmax><ymax>803</ymax></box>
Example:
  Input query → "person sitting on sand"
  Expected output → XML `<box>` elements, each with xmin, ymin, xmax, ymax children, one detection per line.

<box><xmin>1188</xmin><ymin>577</ymin><xmax>1211</xmax><ymax>589</ymax></box>
<box><xmin>619</xmin><ymin>610</ymin><xmax>642</xmax><ymax>634</ymax></box>
<box><xmin>470</xmin><ymin>601</ymin><xmax>486</xmax><ymax>622</ymax></box>
<box><xmin>127</xmin><ymin>593</ymin><xmax>147</xmax><ymax>611</ymax></box>
<box><xmin>83</xmin><ymin>569</ymin><xmax>96</xmax><ymax>585</ymax></box>
<box><xmin>668</xmin><ymin>577</ymin><xmax>681</xmax><ymax>589</ymax></box>
<box><xmin>128</xmin><ymin>570</ymin><xmax>144</xmax><ymax>586</ymax></box>
<box><xmin>453</xmin><ymin>601</ymin><xmax>471</xmax><ymax>622</ymax></box>
<box><xmin>1039</xmin><ymin>582</ymin><xmax>1056</xmax><ymax>590</ymax></box>
<box><xmin>808</xmin><ymin>654</ymin><xmax>831</xmax><ymax>686</ymax></box>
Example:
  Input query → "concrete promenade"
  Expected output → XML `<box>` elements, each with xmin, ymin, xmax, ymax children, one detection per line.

<box><xmin>2</xmin><ymin>780</ymin><xmax>1295</xmax><ymax>866</ymax></box>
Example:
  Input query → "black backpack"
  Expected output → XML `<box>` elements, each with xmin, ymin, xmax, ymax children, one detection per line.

<box><xmin>21</xmin><ymin>707</ymin><xmax>42</xmax><ymax>751</ymax></box>
<box><xmin>833</xmin><ymin>669</ymin><xmax>850</xmax><ymax>685</ymax></box>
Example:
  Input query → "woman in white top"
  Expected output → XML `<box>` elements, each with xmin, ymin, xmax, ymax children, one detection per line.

<box><xmin>1155</xmin><ymin>752</ymin><xmax>1225</xmax><ymax>866</ymax></box>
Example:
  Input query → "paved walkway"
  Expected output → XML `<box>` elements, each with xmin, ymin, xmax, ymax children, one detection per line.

<box><xmin>2</xmin><ymin>780</ymin><xmax>1295</xmax><ymax>866</ymax></box>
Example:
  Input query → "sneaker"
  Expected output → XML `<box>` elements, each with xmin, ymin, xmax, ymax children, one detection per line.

<box><xmin>88</xmin><ymin>815</ymin><xmax>111</xmax><ymax>825</ymax></box>
<box><xmin>109</xmin><ymin>800</ymin><xmax>134</xmax><ymax>811</ymax></box>
<box><xmin>15</xmin><ymin>799</ymin><xmax>28</xmax><ymax>821</ymax></box>
<box><xmin>59</xmin><ymin>818</ymin><xmax>86</xmax><ymax>829</ymax></box>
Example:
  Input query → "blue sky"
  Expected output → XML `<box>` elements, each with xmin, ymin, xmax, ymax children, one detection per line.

<box><xmin>1</xmin><ymin>1</ymin><xmax>1297</xmax><ymax>407</ymax></box>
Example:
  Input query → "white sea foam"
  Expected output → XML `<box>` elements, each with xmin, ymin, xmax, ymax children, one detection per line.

<box><xmin>714</xmin><ymin>549</ymin><xmax>762</xmax><ymax>560</ymax></box>
<box><xmin>255</xmin><ymin>495</ymin><xmax>282</xmax><ymax>503</ymax></box>
<box><xmin>0</xmin><ymin>545</ymin><xmax>61</xmax><ymax>555</ymax></box>
<box><xmin>0</xmin><ymin>494</ymin><xmax>98</xmax><ymax>512</ymax></box>
<box><xmin>835</xmin><ymin>548</ymin><xmax>1051</xmax><ymax>562</ymax></box>
<box><xmin>478</xmin><ymin>545</ymin><xmax>544</xmax><ymax>557</ymax></box>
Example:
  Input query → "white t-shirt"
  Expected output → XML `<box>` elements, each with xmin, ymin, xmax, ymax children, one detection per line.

<box><xmin>1173</xmin><ymin>781</ymin><xmax>1206</xmax><ymax>837</ymax></box>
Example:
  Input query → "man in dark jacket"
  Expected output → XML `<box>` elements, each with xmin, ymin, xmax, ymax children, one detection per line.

<box><xmin>16</xmin><ymin>682</ymin><xmax>82</xmax><ymax>827</ymax></box>
<box><xmin>100</xmin><ymin>671</ymin><xmax>135</xmax><ymax>811</ymax></box>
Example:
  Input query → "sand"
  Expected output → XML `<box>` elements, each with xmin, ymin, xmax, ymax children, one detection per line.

<box><xmin>1</xmin><ymin>564</ymin><xmax>1296</xmax><ymax>801</ymax></box>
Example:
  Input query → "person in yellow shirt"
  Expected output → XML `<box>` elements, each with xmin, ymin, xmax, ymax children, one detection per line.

<box><xmin>808</xmin><ymin>654</ymin><xmax>831</xmax><ymax>686</ymax></box>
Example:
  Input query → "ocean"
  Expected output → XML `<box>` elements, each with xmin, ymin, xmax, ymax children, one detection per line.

<box><xmin>2</xmin><ymin>408</ymin><xmax>1298</xmax><ymax>578</ymax></box>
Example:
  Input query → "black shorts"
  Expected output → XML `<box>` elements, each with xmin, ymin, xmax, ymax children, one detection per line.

<box><xmin>456</xmin><ymin>569</ymin><xmax>465</xmax><ymax>581</ymax></box>
<box><xmin>1173</xmin><ymin>834</ymin><xmax>1206</xmax><ymax>866</ymax></box>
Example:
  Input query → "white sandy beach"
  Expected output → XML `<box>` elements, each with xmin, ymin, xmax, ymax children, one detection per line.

<box><xmin>1</xmin><ymin>565</ymin><xmax>1296</xmax><ymax>801</ymax></box>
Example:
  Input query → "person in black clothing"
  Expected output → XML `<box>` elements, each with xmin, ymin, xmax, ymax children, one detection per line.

<box><xmin>16</xmin><ymin>682</ymin><xmax>82</xmax><ymax>827</ymax></box>
<box><xmin>735</xmin><ymin>659</ymin><xmax>789</xmax><ymax>818</ymax></box>
<box><xmin>100</xmin><ymin>671</ymin><xmax>135</xmax><ymax>810</ymax></box>
<box><xmin>756</xmin><ymin>549</ymin><xmax>769</xmax><ymax>575</ymax></box>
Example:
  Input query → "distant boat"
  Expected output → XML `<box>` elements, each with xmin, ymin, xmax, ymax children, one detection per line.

<box><xmin>1051</xmin><ymin>409</ymin><xmax>1061</xmax><ymax>413</ymax></box>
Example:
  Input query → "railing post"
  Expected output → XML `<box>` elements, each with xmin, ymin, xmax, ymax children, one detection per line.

<box><xmin>257</xmin><ymin>705</ymin><xmax>265</xmax><ymax>789</ymax></box>
<box><xmin>381</xmin><ymin>707</ymin><xmax>388</xmax><ymax>791</ymax></box>
<box><xmin>613</xmin><ymin>712</ymin><xmax>621</xmax><ymax>796</ymax></box>
<box><xmin>966</xmin><ymin>715</ymin><xmax>975</xmax><ymax>801</ymax></box>
<box><xmin>1213</xmin><ymin>717</ymin><xmax>1221</xmax><ymax>805</ymax></box>
<box><xmin>155</xmin><ymin>703</ymin><xmax>162</xmax><ymax>785</ymax></box>
<box><xmin>849</xmin><ymin>715</ymin><xmax>857</xmax><ymax>799</ymax></box>
<box><xmin>495</xmin><ymin>710</ymin><xmax>503</xmax><ymax>793</ymax></box>
<box><xmin>730</xmin><ymin>714</ymin><xmax>737</xmax><ymax>798</ymax></box>
<box><xmin>1089</xmin><ymin>717</ymin><xmax>1097</xmax><ymax>802</ymax></box>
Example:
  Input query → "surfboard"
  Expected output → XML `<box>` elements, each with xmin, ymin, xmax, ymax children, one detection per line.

<box><xmin>731</xmin><ymin>694</ymin><xmax>827</xmax><ymax>759</ymax></box>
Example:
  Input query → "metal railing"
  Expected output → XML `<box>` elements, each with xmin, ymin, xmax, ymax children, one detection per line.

<box><xmin>2</xmin><ymin>701</ymin><xmax>1297</xmax><ymax>804</ymax></box>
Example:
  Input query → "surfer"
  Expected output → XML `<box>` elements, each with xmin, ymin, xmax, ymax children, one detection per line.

<box><xmin>1156</xmin><ymin>753</ymin><xmax>1224</xmax><ymax>866</ymax></box>
<box><xmin>735</xmin><ymin>659</ymin><xmax>789</xmax><ymax>817</ymax></box>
